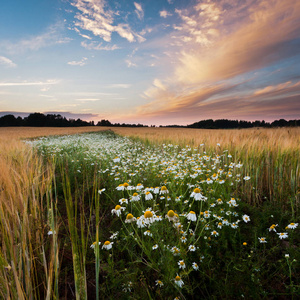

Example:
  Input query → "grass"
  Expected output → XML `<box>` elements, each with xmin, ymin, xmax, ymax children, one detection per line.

<box><xmin>0</xmin><ymin>127</ymin><xmax>299</xmax><ymax>299</ymax></box>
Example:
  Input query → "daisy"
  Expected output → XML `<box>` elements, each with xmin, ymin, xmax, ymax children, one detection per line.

<box><xmin>242</xmin><ymin>214</ymin><xmax>250</xmax><ymax>223</ymax></box>
<box><xmin>130</xmin><ymin>193</ymin><xmax>141</xmax><ymax>202</ymax></box>
<box><xmin>102</xmin><ymin>241</ymin><xmax>113</xmax><ymax>250</ymax></box>
<box><xmin>155</xmin><ymin>280</ymin><xmax>164</xmax><ymax>287</ymax></box>
<box><xmin>174</xmin><ymin>275</ymin><xmax>184</xmax><ymax>288</ymax></box>
<box><xmin>144</xmin><ymin>230</ymin><xmax>153</xmax><ymax>237</ymax></box>
<box><xmin>145</xmin><ymin>191</ymin><xmax>153</xmax><ymax>200</ymax></box>
<box><xmin>190</xmin><ymin>188</ymin><xmax>206</xmax><ymax>201</ymax></box>
<box><xmin>178</xmin><ymin>260</ymin><xmax>186</xmax><ymax>269</ymax></box>
<box><xmin>268</xmin><ymin>224</ymin><xmax>278</xmax><ymax>232</ymax></box>
<box><xmin>125</xmin><ymin>213</ymin><xmax>136</xmax><ymax>223</ymax></box>
<box><xmin>119</xmin><ymin>198</ymin><xmax>128</xmax><ymax>205</ymax></box>
<box><xmin>152</xmin><ymin>244</ymin><xmax>158</xmax><ymax>250</ymax></box>
<box><xmin>277</xmin><ymin>232</ymin><xmax>288</xmax><ymax>239</ymax></box>
<box><xmin>211</xmin><ymin>230</ymin><xmax>219</xmax><ymax>237</ymax></box>
<box><xmin>111</xmin><ymin>205</ymin><xmax>125</xmax><ymax>217</ymax></box>
<box><xmin>90</xmin><ymin>241</ymin><xmax>101</xmax><ymax>249</ymax></box>
<box><xmin>171</xmin><ymin>246</ymin><xmax>180</xmax><ymax>256</ymax></box>
<box><xmin>166</xmin><ymin>210</ymin><xmax>178</xmax><ymax>222</ymax></box>
<box><xmin>192</xmin><ymin>262</ymin><xmax>199</xmax><ymax>270</ymax></box>
<box><xmin>160</xmin><ymin>186</ymin><xmax>169</xmax><ymax>194</ymax></box>
<box><xmin>98</xmin><ymin>188</ymin><xmax>105</xmax><ymax>194</ymax></box>
<box><xmin>180</xmin><ymin>236</ymin><xmax>187</xmax><ymax>243</ymax></box>
<box><xmin>231</xmin><ymin>223</ymin><xmax>238</xmax><ymax>229</ymax></box>
<box><xmin>136</xmin><ymin>183</ymin><xmax>144</xmax><ymax>190</ymax></box>
<box><xmin>243</xmin><ymin>176</ymin><xmax>251</xmax><ymax>181</ymax></box>
<box><xmin>186</xmin><ymin>211</ymin><xmax>197</xmax><ymax>221</ymax></box>
<box><xmin>188</xmin><ymin>245</ymin><xmax>196</xmax><ymax>252</ymax></box>
<box><xmin>258</xmin><ymin>237</ymin><xmax>267</xmax><ymax>243</ymax></box>
<box><xmin>287</xmin><ymin>223</ymin><xmax>298</xmax><ymax>229</ymax></box>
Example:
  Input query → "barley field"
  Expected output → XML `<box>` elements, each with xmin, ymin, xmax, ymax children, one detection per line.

<box><xmin>0</xmin><ymin>127</ymin><xmax>299</xmax><ymax>299</ymax></box>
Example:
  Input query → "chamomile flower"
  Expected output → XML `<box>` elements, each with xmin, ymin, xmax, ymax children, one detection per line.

<box><xmin>166</xmin><ymin>210</ymin><xmax>178</xmax><ymax>222</ymax></box>
<box><xmin>192</xmin><ymin>262</ymin><xmax>199</xmax><ymax>270</ymax></box>
<box><xmin>90</xmin><ymin>241</ymin><xmax>101</xmax><ymax>249</ymax></box>
<box><xmin>186</xmin><ymin>211</ymin><xmax>197</xmax><ymax>221</ymax></box>
<box><xmin>287</xmin><ymin>223</ymin><xmax>298</xmax><ymax>229</ymax></box>
<box><xmin>190</xmin><ymin>188</ymin><xmax>206</xmax><ymax>201</ymax></box>
<box><xmin>174</xmin><ymin>275</ymin><xmax>184</xmax><ymax>288</ymax></box>
<box><xmin>136</xmin><ymin>183</ymin><xmax>144</xmax><ymax>190</ymax></box>
<box><xmin>125</xmin><ymin>213</ymin><xmax>136</xmax><ymax>223</ymax></box>
<box><xmin>277</xmin><ymin>232</ymin><xmax>288</xmax><ymax>239</ymax></box>
<box><xmin>211</xmin><ymin>230</ymin><xmax>219</xmax><ymax>237</ymax></box>
<box><xmin>178</xmin><ymin>260</ymin><xmax>186</xmax><ymax>269</ymax></box>
<box><xmin>111</xmin><ymin>205</ymin><xmax>125</xmax><ymax>217</ymax></box>
<box><xmin>180</xmin><ymin>236</ymin><xmax>187</xmax><ymax>243</ymax></box>
<box><xmin>171</xmin><ymin>246</ymin><xmax>180</xmax><ymax>256</ymax></box>
<box><xmin>160</xmin><ymin>186</ymin><xmax>169</xmax><ymax>194</ymax></box>
<box><xmin>130</xmin><ymin>193</ymin><xmax>141</xmax><ymax>202</ymax></box>
<box><xmin>102</xmin><ymin>241</ymin><xmax>113</xmax><ymax>250</ymax></box>
<box><xmin>258</xmin><ymin>237</ymin><xmax>267</xmax><ymax>243</ymax></box>
<box><xmin>269</xmin><ymin>224</ymin><xmax>278</xmax><ymax>232</ymax></box>
<box><xmin>152</xmin><ymin>244</ymin><xmax>158</xmax><ymax>250</ymax></box>
<box><xmin>145</xmin><ymin>191</ymin><xmax>153</xmax><ymax>200</ymax></box>
<box><xmin>144</xmin><ymin>230</ymin><xmax>153</xmax><ymax>237</ymax></box>
<box><xmin>188</xmin><ymin>245</ymin><xmax>196</xmax><ymax>252</ymax></box>
<box><xmin>119</xmin><ymin>198</ymin><xmax>128</xmax><ymax>205</ymax></box>
<box><xmin>155</xmin><ymin>280</ymin><xmax>164</xmax><ymax>287</ymax></box>
<box><xmin>243</xmin><ymin>176</ymin><xmax>251</xmax><ymax>181</ymax></box>
<box><xmin>242</xmin><ymin>214</ymin><xmax>250</xmax><ymax>223</ymax></box>
<box><xmin>98</xmin><ymin>188</ymin><xmax>106</xmax><ymax>194</ymax></box>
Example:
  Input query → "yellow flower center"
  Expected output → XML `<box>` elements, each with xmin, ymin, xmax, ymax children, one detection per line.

<box><xmin>133</xmin><ymin>192</ymin><xmax>138</xmax><ymax>197</ymax></box>
<box><xmin>194</xmin><ymin>188</ymin><xmax>200</xmax><ymax>193</ymax></box>
<box><xmin>104</xmin><ymin>241</ymin><xmax>110</xmax><ymax>246</ymax></box>
<box><xmin>243</xmin><ymin>242</ymin><xmax>247</xmax><ymax>246</ymax></box>
<box><xmin>161</xmin><ymin>186</ymin><xmax>167</xmax><ymax>191</ymax></box>
<box><xmin>175</xmin><ymin>276</ymin><xmax>181</xmax><ymax>281</ymax></box>
<box><xmin>180</xmin><ymin>261</ymin><xmax>184</xmax><ymax>265</ymax></box>
<box><xmin>290</xmin><ymin>223</ymin><xmax>295</xmax><ymax>225</ymax></box>
<box><xmin>115</xmin><ymin>205</ymin><xmax>121</xmax><ymax>210</ymax></box>
<box><xmin>189</xmin><ymin>211</ymin><xmax>195</xmax><ymax>215</ymax></box>
<box><xmin>146</xmin><ymin>191</ymin><xmax>150</xmax><ymax>195</ymax></box>
<box><xmin>126</xmin><ymin>213</ymin><xmax>134</xmax><ymax>220</ymax></box>
<box><xmin>167</xmin><ymin>210</ymin><xmax>175</xmax><ymax>217</ymax></box>
<box><xmin>123</xmin><ymin>182</ymin><xmax>129</xmax><ymax>187</ymax></box>
<box><xmin>144</xmin><ymin>211</ymin><xmax>153</xmax><ymax>218</ymax></box>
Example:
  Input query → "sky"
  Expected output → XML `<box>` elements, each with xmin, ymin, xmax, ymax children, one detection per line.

<box><xmin>0</xmin><ymin>0</ymin><xmax>299</xmax><ymax>125</ymax></box>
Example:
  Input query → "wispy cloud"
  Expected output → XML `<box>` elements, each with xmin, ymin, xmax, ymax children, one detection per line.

<box><xmin>81</xmin><ymin>41</ymin><xmax>120</xmax><ymax>50</ymax></box>
<box><xmin>134</xmin><ymin>2</ymin><xmax>144</xmax><ymax>20</ymax></box>
<box><xmin>0</xmin><ymin>56</ymin><xmax>17</xmax><ymax>68</ymax></box>
<box><xmin>72</xmin><ymin>0</ymin><xmax>145</xmax><ymax>43</ymax></box>
<box><xmin>106</xmin><ymin>83</ymin><xmax>131</xmax><ymax>89</ymax></box>
<box><xmin>159</xmin><ymin>10</ymin><xmax>172</xmax><ymax>18</ymax></box>
<box><xmin>0</xmin><ymin>79</ymin><xmax>59</xmax><ymax>87</ymax></box>
<box><xmin>68</xmin><ymin>57</ymin><xmax>88</xmax><ymax>66</ymax></box>
<box><xmin>0</xmin><ymin>22</ymin><xmax>71</xmax><ymax>54</ymax></box>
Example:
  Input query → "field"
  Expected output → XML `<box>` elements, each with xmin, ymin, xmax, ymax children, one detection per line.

<box><xmin>0</xmin><ymin>127</ymin><xmax>299</xmax><ymax>299</ymax></box>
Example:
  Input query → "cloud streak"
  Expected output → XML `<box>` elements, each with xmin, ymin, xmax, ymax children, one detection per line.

<box><xmin>0</xmin><ymin>56</ymin><xmax>17</xmax><ymax>68</ymax></box>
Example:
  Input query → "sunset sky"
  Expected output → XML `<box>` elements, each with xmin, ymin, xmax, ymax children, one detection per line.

<box><xmin>0</xmin><ymin>0</ymin><xmax>299</xmax><ymax>125</ymax></box>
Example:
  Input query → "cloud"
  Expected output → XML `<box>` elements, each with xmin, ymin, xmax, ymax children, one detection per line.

<box><xmin>0</xmin><ymin>56</ymin><xmax>17</xmax><ymax>68</ymax></box>
<box><xmin>134</xmin><ymin>2</ymin><xmax>144</xmax><ymax>20</ymax></box>
<box><xmin>71</xmin><ymin>0</ymin><xmax>145</xmax><ymax>43</ymax></box>
<box><xmin>125</xmin><ymin>59</ymin><xmax>137</xmax><ymax>68</ymax></box>
<box><xmin>0</xmin><ymin>22</ymin><xmax>71</xmax><ymax>54</ymax></box>
<box><xmin>81</xmin><ymin>41</ymin><xmax>120</xmax><ymax>50</ymax></box>
<box><xmin>106</xmin><ymin>84</ymin><xmax>131</xmax><ymax>89</ymax></box>
<box><xmin>0</xmin><ymin>79</ymin><xmax>59</xmax><ymax>87</ymax></box>
<box><xmin>159</xmin><ymin>10</ymin><xmax>172</xmax><ymax>18</ymax></box>
<box><xmin>67</xmin><ymin>57</ymin><xmax>88</xmax><ymax>66</ymax></box>
<box><xmin>135</xmin><ymin>0</ymin><xmax>300</xmax><ymax>123</ymax></box>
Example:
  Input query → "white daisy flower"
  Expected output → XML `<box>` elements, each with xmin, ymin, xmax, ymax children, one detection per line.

<box><xmin>186</xmin><ymin>211</ymin><xmax>197</xmax><ymax>221</ymax></box>
<box><xmin>102</xmin><ymin>241</ymin><xmax>113</xmax><ymax>250</ymax></box>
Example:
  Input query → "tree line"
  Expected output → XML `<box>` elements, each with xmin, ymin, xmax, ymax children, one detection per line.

<box><xmin>0</xmin><ymin>113</ymin><xmax>299</xmax><ymax>128</ymax></box>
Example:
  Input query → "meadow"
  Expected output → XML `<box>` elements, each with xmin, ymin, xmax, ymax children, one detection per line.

<box><xmin>0</xmin><ymin>127</ymin><xmax>299</xmax><ymax>299</ymax></box>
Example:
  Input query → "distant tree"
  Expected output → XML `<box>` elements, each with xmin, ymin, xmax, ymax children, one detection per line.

<box><xmin>0</xmin><ymin>114</ymin><xmax>19</xmax><ymax>126</ymax></box>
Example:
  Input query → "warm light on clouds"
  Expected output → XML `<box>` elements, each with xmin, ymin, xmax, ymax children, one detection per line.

<box><xmin>0</xmin><ymin>0</ymin><xmax>299</xmax><ymax>125</ymax></box>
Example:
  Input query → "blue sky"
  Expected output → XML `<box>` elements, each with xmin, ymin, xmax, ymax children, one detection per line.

<box><xmin>0</xmin><ymin>0</ymin><xmax>299</xmax><ymax>125</ymax></box>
